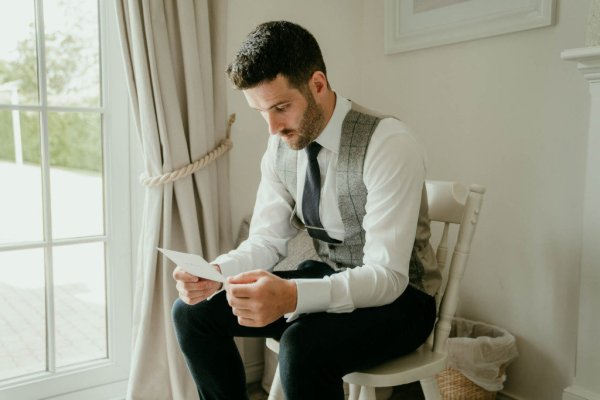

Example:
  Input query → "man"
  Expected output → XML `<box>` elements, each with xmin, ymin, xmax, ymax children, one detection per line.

<box><xmin>172</xmin><ymin>20</ymin><xmax>441</xmax><ymax>400</ymax></box>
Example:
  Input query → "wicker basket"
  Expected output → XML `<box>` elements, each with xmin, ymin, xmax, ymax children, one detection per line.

<box><xmin>437</xmin><ymin>367</ymin><xmax>497</xmax><ymax>400</ymax></box>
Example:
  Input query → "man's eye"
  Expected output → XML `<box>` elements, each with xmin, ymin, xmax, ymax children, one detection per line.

<box><xmin>275</xmin><ymin>105</ymin><xmax>288</xmax><ymax>112</ymax></box>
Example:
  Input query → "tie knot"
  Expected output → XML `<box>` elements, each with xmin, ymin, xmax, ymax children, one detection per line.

<box><xmin>306</xmin><ymin>141</ymin><xmax>322</xmax><ymax>160</ymax></box>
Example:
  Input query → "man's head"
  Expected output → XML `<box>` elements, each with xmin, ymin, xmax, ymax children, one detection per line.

<box><xmin>226</xmin><ymin>20</ymin><xmax>327</xmax><ymax>90</ymax></box>
<box><xmin>227</xmin><ymin>21</ymin><xmax>334</xmax><ymax>150</ymax></box>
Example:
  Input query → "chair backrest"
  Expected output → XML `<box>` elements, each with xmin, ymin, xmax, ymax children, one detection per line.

<box><xmin>424</xmin><ymin>180</ymin><xmax>486</xmax><ymax>354</ymax></box>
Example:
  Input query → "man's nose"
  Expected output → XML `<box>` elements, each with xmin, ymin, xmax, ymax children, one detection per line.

<box><xmin>265</xmin><ymin>112</ymin><xmax>282</xmax><ymax>135</ymax></box>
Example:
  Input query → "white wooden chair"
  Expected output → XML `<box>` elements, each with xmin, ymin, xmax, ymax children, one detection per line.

<box><xmin>266</xmin><ymin>181</ymin><xmax>486</xmax><ymax>400</ymax></box>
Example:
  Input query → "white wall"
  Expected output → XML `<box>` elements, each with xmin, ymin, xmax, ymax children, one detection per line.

<box><xmin>225</xmin><ymin>2</ymin><xmax>592</xmax><ymax>399</ymax></box>
<box><xmin>359</xmin><ymin>2</ymin><xmax>590</xmax><ymax>400</ymax></box>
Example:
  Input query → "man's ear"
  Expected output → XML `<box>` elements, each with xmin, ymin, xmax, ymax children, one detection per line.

<box><xmin>310</xmin><ymin>71</ymin><xmax>328</xmax><ymax>98</ymax></box>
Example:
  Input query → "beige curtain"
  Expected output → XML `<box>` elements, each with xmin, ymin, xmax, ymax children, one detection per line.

<box><xmin>115</xmin><ymin>1</ymin><xmax>231</xmax><ymax>398</ymax></box>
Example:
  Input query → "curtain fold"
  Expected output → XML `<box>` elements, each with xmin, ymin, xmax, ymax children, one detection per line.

<box><xmin>115</xmin><ymin>1</ymin><xmax>231</xmax><ymax>398</ymax></box>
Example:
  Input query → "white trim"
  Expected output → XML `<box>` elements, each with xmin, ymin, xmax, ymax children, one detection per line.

<box><xmin>34</xmin><ymin>0</ymin><xmax>58</xmax><ymax>374</ymax></box>
<box><xmin>0</xmin><ymin>236</ymin><xmax>108</xmax><ymax>252</ymax></box>
<box><xmin>40</xmin><ymin>379</ymin><xmax>128</xmax><ymax>400</ymax></box>
<box><xmin>563</xmin><ymin>386</ymin><xmax>600</xmax><ymax>400</ymax></box>
<box><xmin>561</xmin><ymin>46</ymin><xmax>600</xmax><ymax>62</ymax></box>
<box><xmin>561</xmin><ymin>46</ymin><xmax>600</xmax><ymax>82</ymax></box>
<box><xmin>497</xmin><ymin>390</ymin><xmax>527</xmax><ymax>400</ymax></box>
<box><xmin>101</xmin><ymin>0</ymin><xmax>133</xmax><ymax>387</ymax></box>
<box><xmin>384</xmin><ymin>0</ymin><xmax>556</xmax><ymax>54</ymax></box>
<box><xmin>0</xmin><ymin>104</ymin><xmax>105</xmax><ymax>113</ymax></box>
<box><xmin>561</xmin><ymin>46</ymin><xmax>600</xmax><ymax>400</ymax></box>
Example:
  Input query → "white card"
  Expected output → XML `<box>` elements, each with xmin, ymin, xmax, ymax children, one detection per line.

<box><xmin>157</xmin><ymin>248</ymin><xmax>226</xmax><ymax>283</ymax></box>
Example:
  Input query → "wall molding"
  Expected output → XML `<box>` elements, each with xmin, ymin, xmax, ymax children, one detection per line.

<box><xmin>561</xmin><ymin>46</ymin><xmax>600</xmax><ymax>81</ymax></box>
<box><xmin>560</xmin><ymin>45</ymin><xmax>600</xmax><ymax>400</ymax></box>
<box><xmin>563</xmin><ymin>386</ymin><xmax>600</xmax><ymax>400</ymax></box>
<box><xmin>498</xmin><ymin>390</ymin><xmax>527</xmax><ymax>400</ymax></box>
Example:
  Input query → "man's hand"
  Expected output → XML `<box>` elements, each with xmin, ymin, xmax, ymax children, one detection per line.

<box><xmin>173</xmin><ymin>265</ymin><xmax>223</xmax><ymax>305</ymax></box>
<box><xmin>226</xmin><ymin>270</ymin><xmax>297</xmax><ymax>327</ymax></box>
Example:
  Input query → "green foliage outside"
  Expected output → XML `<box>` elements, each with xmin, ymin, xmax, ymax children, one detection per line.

<box><xmin>49</xmin><ymin>112</ymin><xmax>101</xmax><ymax>172</ymax></box>
<box><xmin>0</xmin><ymin>111</ymin><xmax>40</xmax><ymax>163</ymax></box>
<box><xmin>0</xmin><ymin>111</ymin><xmax>101</xmax><ymax>172</ymax></box>
<box><xmin>0</xmin><ymin>112</ymin><xmax>16</xmax><ymax>161</ymax></box>
<box><xmin>0</xmin><ymin>16</ymin><xmax>102</xmax><ymax>173</ymax></box>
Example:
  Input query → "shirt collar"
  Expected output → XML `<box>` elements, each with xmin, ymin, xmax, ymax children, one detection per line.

<box><xmin>314</xmin><ymin>93</ymin><xmax>351</xmax><ymax>154</ymax></box>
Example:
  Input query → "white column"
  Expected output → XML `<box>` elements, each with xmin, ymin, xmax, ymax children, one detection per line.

<box><xmin>561</xmin><ymin>46</ymin><xmax>600</xmax><ymax>400</ymax></box>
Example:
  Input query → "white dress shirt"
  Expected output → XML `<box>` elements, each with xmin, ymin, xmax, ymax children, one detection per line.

<box><xmin>213</xmin><ymin>95</ymin><xmax>427</xmax><ymax>321</ymax></box>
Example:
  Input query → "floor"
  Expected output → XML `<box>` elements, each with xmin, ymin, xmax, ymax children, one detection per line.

<box><xmin>247</xmin><ymin>381</ymin><xmax>425</xmax><ymax>400</ymax></box>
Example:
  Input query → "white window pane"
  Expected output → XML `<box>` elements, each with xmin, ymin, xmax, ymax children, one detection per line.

<box><xmin>53</xmin><ymin>242</ymin><xmax>107</xmax><ymax>368</ymax></box>
<box><xmin>0</xmin><ymin>0</ymin><xmax>39</xmax><ymax>105</ymax></box>
<box><xmin>0</xmin><ymin>110</ymin><xmax>43</xmax><ymax>243</ymax></box>
<box><xmin>49</xmin><ymin>112</ymin><xmax>104</xmax><ymax>239</ymax></box>
<box><xmin>0</xmin><ymin>248</ymin><xmax>46</xmax><ymax>380</ymax></box>
<box><xmin>44</xmin><ymin>0</ymin><xmax>100</xmax><ymax>107</ymax></box>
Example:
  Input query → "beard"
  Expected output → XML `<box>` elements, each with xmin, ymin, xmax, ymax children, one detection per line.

<box><xmin>283</xmin><ymin>92</ymin><xmax>325</xmax><ymax>150</ymax></box>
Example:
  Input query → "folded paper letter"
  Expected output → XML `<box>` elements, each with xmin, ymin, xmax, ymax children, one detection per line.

<box><xmin>157</xmin><ymin>248</ymin><xmax>226</xmax><ymax>283</ymax></box>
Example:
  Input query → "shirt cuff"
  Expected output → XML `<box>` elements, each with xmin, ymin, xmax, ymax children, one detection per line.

<box><xmin>210</xmin><ymin>256</ymin><xmax>239</xmax><ymax>279</ymax></box>
<box><xmin>206</xmin><ymin>286</ymin><xmax>225</xmax><ymax>301</ymax></box>
<box><xmin>205</xmin><ymin>257</ymin><xmax>230</xmax><ymax>302</ymax></box>
<box><xmin>284</xmin><ymin>278</ymin><xmax>331</xmax><ymax>322</ymax></box>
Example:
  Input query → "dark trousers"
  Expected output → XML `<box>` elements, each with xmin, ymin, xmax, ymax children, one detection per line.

<box><xmin>171</xmin><ymin>261</ymin><xmax>436</xmax><ymax>400</ymax></box>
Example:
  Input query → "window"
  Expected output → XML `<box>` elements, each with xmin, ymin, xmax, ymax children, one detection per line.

<box><xmin>0</xmin><ymin>0</ymin><xmax>131</xmax><ymax>398</ymax></box>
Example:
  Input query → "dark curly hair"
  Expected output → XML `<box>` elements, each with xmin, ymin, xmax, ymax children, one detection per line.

<box><xmin>226</xmin><ymin>21</ymin><xmax>327</xmax><ymax>90</ymax></box>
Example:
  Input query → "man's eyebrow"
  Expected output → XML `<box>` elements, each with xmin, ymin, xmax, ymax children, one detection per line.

<box><xmin>252</xmin><ymin>101</ymin><xmax>291</xmax><ymax>112</ymax></box>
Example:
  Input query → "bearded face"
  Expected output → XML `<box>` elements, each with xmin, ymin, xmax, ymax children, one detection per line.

<box><xmin>243</xmin><ymin>75</ymin><xmax>328</xmax><ymax>151</ymax></box>
<box><xmin>284</xmin><ymin>90</ymin><xmax>325</xmax><ymax>150</ymax></box>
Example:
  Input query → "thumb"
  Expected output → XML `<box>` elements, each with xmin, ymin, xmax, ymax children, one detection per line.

<box><xmin>228</xmin><ymin>269</ymin><xmax>266</xmax><ymax>284</ymax></box>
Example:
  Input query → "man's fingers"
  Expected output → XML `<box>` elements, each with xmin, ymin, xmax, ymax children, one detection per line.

<box><xmin>229</xmin><ymin>308</ymin><xmax>261</xmax><ymax>327</ymax></box>
<box><xmin>173</xmin><ymin>265</ymin><xmax>224</xmax><ymax>306</ymax></box>
<box><xmin>178</xmin><ymin>290</ymin><xmax>206</xmax><ymax>305</ymax></box>
<box><xmin>231</xmin><ymin>305</ymin><xmax>253</xmax><ymax>317</ymax></box>
<box><xmin>173</xmin><ymin>266</ymin><xmax>200</xmax><ymax>282</ymax></box>
<box><xmin>223</xmin><ymin>270</ymin><xmax>290</xmax><ymax>327</ymax></box>
<box><xmin>176</xmin><ymin>276</ymin><xmax>222</xmax><ymax>305</ymax></box>
<box><xmin>226</xmin><ymin>270</ymin><xmax>271</xmax><ymax>298</ymax></box>
<box><xmin>227</xmin><ymin>269</ymin><xmax>266</xmax><ymax>284</ymax></box>
<box><xmin>227</xmin><ymin>283</ymin><xmax>255</xmax><ymax>299</ymax></box>
<box><xmin>236</xmin><ymin>316</ymin><xmax>258</xmax><ymax>327</ymax></box>
<box><xmin>227</xmin><ymin>293</ymin><xmax>253</xmax><ymax>309</ymax></box>
<box><xmin>179</xmin><ymin>280</ymin><xmax>215</xmax><ymax>291</ymax></box>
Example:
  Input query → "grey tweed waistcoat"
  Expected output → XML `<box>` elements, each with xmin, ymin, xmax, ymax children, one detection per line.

<box><xmin>275</xmin><ymin>103</ymin><xmax>441</xmax><ymax>296</ymax></box>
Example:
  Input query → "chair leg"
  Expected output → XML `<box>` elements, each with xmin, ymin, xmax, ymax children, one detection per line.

<box><xmin>267</xmin><ymin>363</ymin><xmax>285</xmax><ymax>400</ymax></box>
<box><xmin>358</xmin><ymin>386</ymin><xmax>376</xmax><ymax>400</ymax></box>
<box><xmin>420</xmin><ymin>377</ymin><xmax>442</xmax><ymax>400</ymax></box>
<box><xmin>348</xmin><ymin>383</ymin><xmax>361</xmax><ymax>400</ymax></box>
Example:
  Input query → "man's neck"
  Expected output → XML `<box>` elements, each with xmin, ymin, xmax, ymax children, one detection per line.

<box><xmin>321</xmin><ymin>89</ymin><xmax>337</xmax><ymax>128</ymax></box>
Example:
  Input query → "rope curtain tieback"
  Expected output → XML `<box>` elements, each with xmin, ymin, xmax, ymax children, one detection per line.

<box><xmin>140</xmin><ymin>113</ymin><xmax>236</xmax><ymax>187</ymax></box>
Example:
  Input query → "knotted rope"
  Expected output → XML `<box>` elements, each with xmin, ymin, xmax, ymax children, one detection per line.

<box><xmin>140</xmin><ymin>113</ymin><xmax>236</xmax><ymax>187</ymax></box>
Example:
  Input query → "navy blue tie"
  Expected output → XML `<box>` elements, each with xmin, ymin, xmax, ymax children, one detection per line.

<box><xmin>302</xmin><ymin>142</ymin><xmax>340</xmax><ymax>243</ymax></box>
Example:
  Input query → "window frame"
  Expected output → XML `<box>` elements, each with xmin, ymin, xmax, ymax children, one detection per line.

<box><xmin>0</xmin><ymin>1</ymin><xmax>132</xmax><ymax>398</ymax></box>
